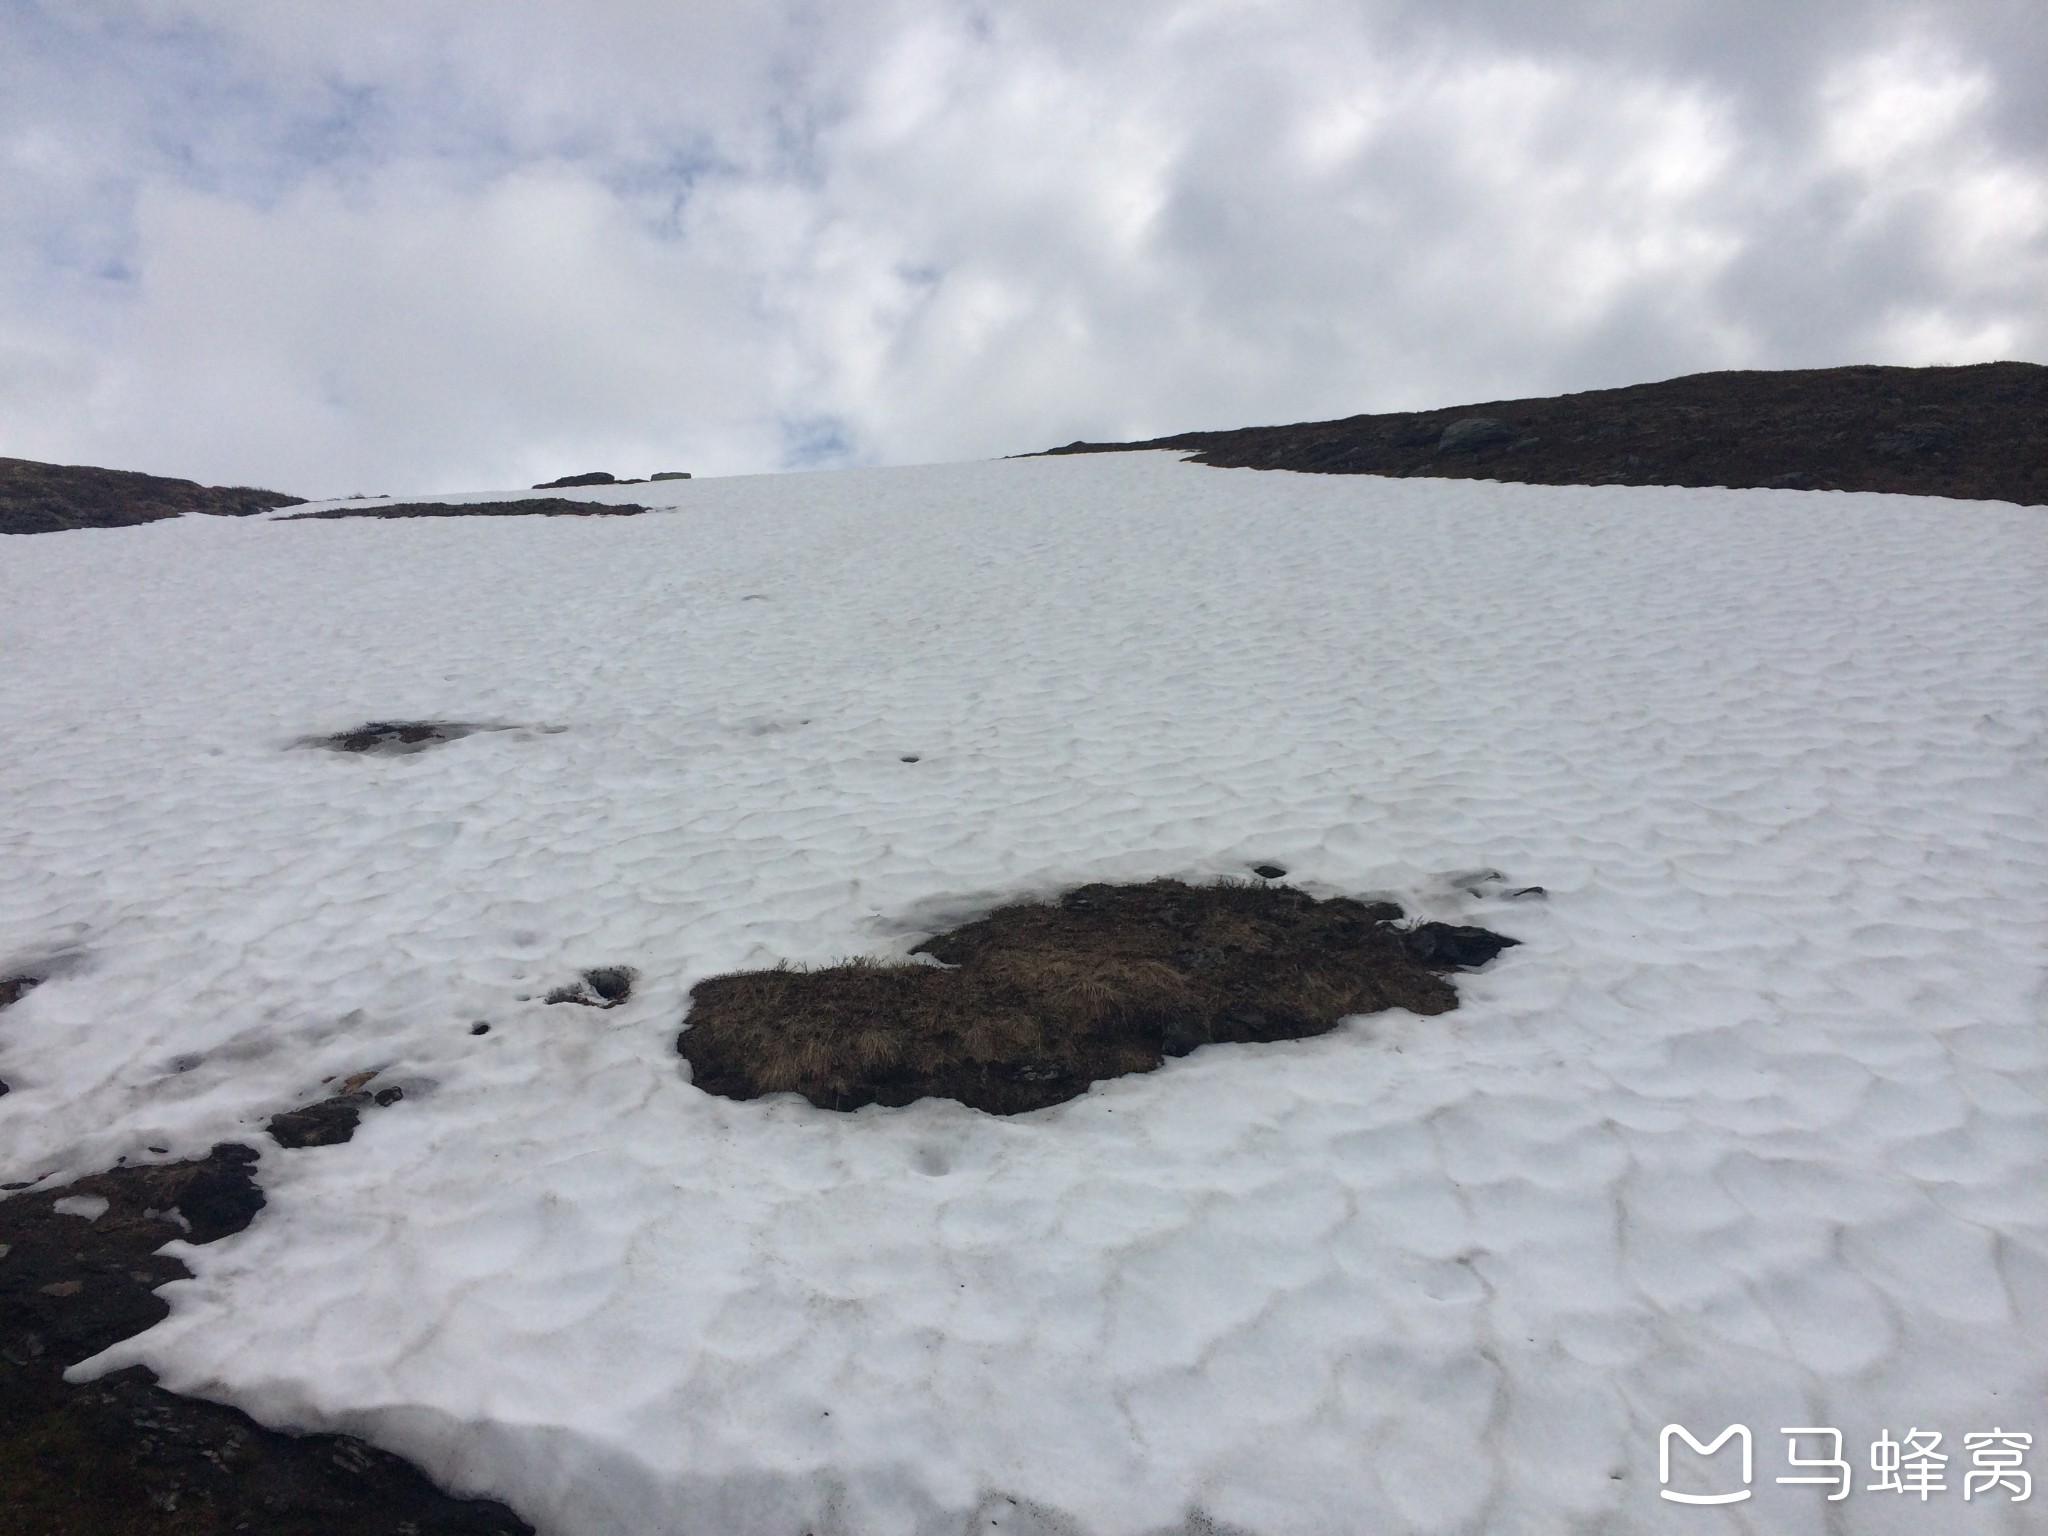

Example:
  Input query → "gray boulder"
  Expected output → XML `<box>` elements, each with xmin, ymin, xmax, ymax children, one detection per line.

<box><xmin>1437</xmin><ymin>417</ymin><xmax>1514</xmax><ymax>455</ymax></box>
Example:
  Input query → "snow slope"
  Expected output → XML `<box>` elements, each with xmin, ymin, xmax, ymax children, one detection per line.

<box><xmin>0</xmin><ymin>454</ymin><xmax>2043</xmax><ymax>1535</ymax></box>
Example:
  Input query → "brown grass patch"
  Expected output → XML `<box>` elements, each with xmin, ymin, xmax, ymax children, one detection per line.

<box><xmin>678</xmin><ymin>879</ymin><xmax>1517</xmax><ymax>1115</ymax></box>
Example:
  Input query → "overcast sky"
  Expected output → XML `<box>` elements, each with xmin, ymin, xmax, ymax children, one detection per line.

<box><xmin>3</xmin><ymin>1</ymin><xmax>2043</xmax><ymax>496</ymax></box>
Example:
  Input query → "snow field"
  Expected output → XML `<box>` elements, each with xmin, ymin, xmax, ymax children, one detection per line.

<box><xmin>0</xmin><ymin>453</ymin><xmax>2043</xmax><ymax>1534</ymax></box>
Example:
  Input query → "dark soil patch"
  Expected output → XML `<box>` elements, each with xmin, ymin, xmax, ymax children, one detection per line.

<box><xmin>264</xmin><ymin>1081</ymin><xmax>402</xmax><ymax>1151</ymax></box>
<box><xmin>0</xmin><ymin>1146</ymin><xmax>532</xmax><ymax>1534</ymax></box>
<box><xmin>544</xmin><ymin>968</ymin><xmax>635</xmax><ymax>1008</ymax></box>
<box><xmin>0</xmin><ymin>458</ymin><xmax>304</xmax><ymax>536</ymax></box>
<box><xmin>1040</xmin><ymin>362</ymin><xmax>2048</xmax><ymax>505</ymax></box>
<box><xmin>285</xmin><ymin>498</ymin><xmax>650</xmax><ymax>521</ymax></box>
<box><xmin>0</xmin><ymin>974</ymin><xmax>42</xmax><ymax>1096</ymax></box>
<box><xmin>304</xmin><ymin>722</ymin><xmax>487</xmax><ymax>756</ymax></box>
<box><xmin>678</xmin><ymin>879</ymin><xmax>1516</xmax><ymax>1115</ymax></box>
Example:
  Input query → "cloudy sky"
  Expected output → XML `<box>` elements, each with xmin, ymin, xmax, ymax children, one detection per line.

<box><xmin>3</xmin><ymin>1</ymin><xmax>2044</xmax><ymax>496</ymax></box>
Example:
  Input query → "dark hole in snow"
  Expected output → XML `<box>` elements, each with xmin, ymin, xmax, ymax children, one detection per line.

<box><xmin>0</xmin><ymin>974</ymin><xmax>41</xmax><ymax>1010</ymax></box>
<box><xmin>678</xmin><ymin>878</ymin><xmax>1518</xmax><ymax>1116</ymax></box>
<box><xmin>545</xmin><ymin>967</ymin><xmax>636</xmax><ymax>1008</ymax></box>
<box><xmin>0</xmin><ymin>1145</ymin><xmax>535</xmax><ymax>1532</ymax></box>
<box><xmin>471</xmin><ymin>1021</ymin><xmax>491</xmax><ymax>1035</ymax></box>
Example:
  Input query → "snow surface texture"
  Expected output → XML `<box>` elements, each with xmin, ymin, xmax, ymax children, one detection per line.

<box><xmin>1</xmin><ymin>455</ymin><xmax>2043</xmax><ymax>1535</ymax></box>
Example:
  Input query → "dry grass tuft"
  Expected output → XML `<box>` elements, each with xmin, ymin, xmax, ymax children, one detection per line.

<box><xmin>678</xmin><ymin>879</ymin><xmax>1515</xmax><ymax>1115</ymax></box>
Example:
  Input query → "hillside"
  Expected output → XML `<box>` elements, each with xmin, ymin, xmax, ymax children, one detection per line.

<box><xmin>1044</xmin><ymin>361</ymin><xmax>2048</xmax><ymax>505</ymax></box>
<box><xmin>0</xmin><ymin>457</ymin><xmax>304</xmax><ymax>536</ymax></box>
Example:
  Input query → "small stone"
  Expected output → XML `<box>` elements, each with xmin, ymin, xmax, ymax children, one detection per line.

<box><xmin>1870</xmin><ymin>424</ymin><xmax>1952</xmax><ymax>459</ymax></box>
<box><xmin>1402</xmin><ymin>923</ymin><xmax>1521</xmax><ymax>968</ymax></box>
<box><xmin>374</xmin><ymin>1086</ymin><xmax>404</xmax><ymax>1107</ymax></box>
<box><xmin>1251</xmin><ymin>863</ymin><xmax>1286</xmax><ymax>879</ymax></box>
<box><xmin>470</xmin><ymin>1022</ymin><xmax>491</xmax><ymax>1035</ymax></box>
<box><xmin>267</xmin><ymin>1094</ymin><xmax>368</xmax><ymax>1148</ymax></box>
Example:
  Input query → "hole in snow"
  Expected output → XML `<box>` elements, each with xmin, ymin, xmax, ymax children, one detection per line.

<box><xmin>546</xmin><ymin>967</ymin><xmax>636</xmax><ymax>1008</ymax></box>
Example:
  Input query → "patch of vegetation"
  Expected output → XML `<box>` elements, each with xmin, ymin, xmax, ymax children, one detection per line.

<box><xmin>285</xmin><ymin>497</ymin><xmax>650</xmax><ymax>520</ymax></box>
<box><xmin>679</xmin><ymin>879</ymin><xmax>1517</xmax><ymax>1115</ymax></box>
<box><xmin>302</xmin><ymin>722</ymin><xmax>486</xmax><ymax>756</ymax></box>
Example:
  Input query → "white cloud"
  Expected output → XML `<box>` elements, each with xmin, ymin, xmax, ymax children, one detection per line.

<box><xmin>1</xmin><ymin>0</ymin><xmax>2042</xmax><ymax>493</ymax></box>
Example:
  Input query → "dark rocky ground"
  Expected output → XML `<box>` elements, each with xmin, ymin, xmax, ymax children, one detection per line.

<box><xmin>0</xmin><ymin>1144</ymin><xmax>531</xmax><ymax>1536</ymax></box>
<box><xmin>1042</xmin><ymin>362</ymin><xmax>2047</xmax><ymax>506</ymax></box>
<box><xmin>2</xmin><ymin>964</ymin><xmax>526</xmax><ymax>1533</ymax></box>
<box><xmin>0</xmin><ymin>459</ymin><xmax>304</xmax><ymax>536</ymax></box>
